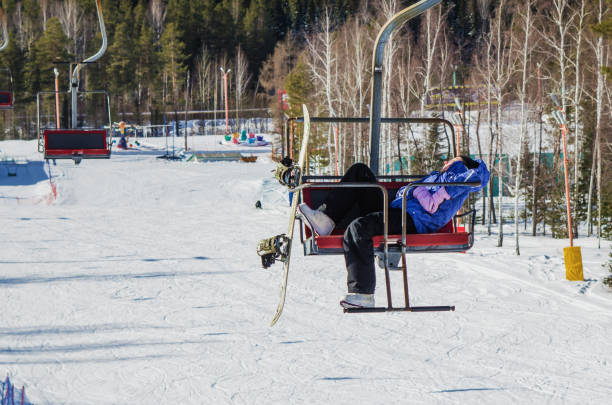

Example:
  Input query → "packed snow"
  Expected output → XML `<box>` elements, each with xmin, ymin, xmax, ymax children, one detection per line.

<box><xmin>1</xmin><ymin>136</ymin><xmax>611</xmax><ymax>404</ymax></box>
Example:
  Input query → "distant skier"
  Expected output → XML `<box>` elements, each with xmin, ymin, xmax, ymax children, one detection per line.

<box><xmin>298</xmin><ymin>156</ymin><xmax>489</xmax><ymax>309</ymax></box>
<box><xmin>118</xmin><ymin>121</ymin><xmax>128</xmax><ymax>149</ymax></box>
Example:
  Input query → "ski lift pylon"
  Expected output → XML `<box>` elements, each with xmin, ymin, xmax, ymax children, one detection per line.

<box><xmin>37</xmin><ymin>0</ymin><xmax>111</xmax><ymax>164</ymax></box>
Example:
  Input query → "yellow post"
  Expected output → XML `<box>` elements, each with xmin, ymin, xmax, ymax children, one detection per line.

<box><xmin>559</xmin><ymin>116</ymin><xmax>584</xmax><ymax>281</ymax></box>
<box><xmin>564</xmin><ymin>246</ymin><xmax>584</xmax><ymax>281</ymax></box>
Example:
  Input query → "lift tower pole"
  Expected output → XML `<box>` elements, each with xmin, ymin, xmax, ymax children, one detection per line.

<box><xmin>368</xmin><ymin>0</ymin><xmax>441</xmax><ymax>174</ymax></box>
<box><xmin>71</xmin><ymin>0</ymin><xmax>107</xmax><ymax>129</ymax></box>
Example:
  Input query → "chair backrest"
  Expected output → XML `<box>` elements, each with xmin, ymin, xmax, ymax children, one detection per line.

<box><xmin>43</xmin><ymin>129</ymin><xmax>110</xmax><ymax>159</ymax></box>
<box><xmin>303</xmin><ymin>182</ymin><xmax>404</xmax><ymax>210</ymax></box>
<box><xmin>301</xmin><ymin>181</ymin><xmax>456</xmax><ymax>237</ymax></box>
<box><xmin>0</xmin><ymin>90</ymin><xmax>12</xmax><ymax>108</ymax></box>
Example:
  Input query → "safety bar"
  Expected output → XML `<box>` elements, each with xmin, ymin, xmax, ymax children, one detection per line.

<box><xmin>399</xmin><ymin>181</ymin><xmax>480</xmax><ymax>309</ymax></box>
<box><xmin>303</xmin><ymin>174</ymin><xmax>427</xmax><ymax>181</ymax></box>
<box><xmin>296</xmin><ymin>180</ymin><xmax>479</xmax><ymax>311</ymax></box>
<box><xmin>297</xmin><ymin>177</ymin><xmax>480</xmax><ymax>313</ymax></box>
<box><xmin>344</xmin><ymin>306</ymin><xmax>455</xmax><ymax>313</ymax></box>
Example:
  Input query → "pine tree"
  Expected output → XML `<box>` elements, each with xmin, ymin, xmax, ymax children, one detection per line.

<box><xmin>284</xmin><ymin>59</ymin><xmax>313</xmax><ymax>117</ymax></box>
<box><xmin>603</xmin><ymin>246</ymin><xmax>612</xmax><ymax>289</ymax></box>
<box><xmin>242</xmin><ymin>0</ymin><xmax>287</xmax><ymax>78</ymax></box>
<box><xmin>107</xmin><ymin>1</ymin><xmax>135</xmax><ymax>117</ymax></box>
<box><xmin>160</xmin><ymin>22</ymin><xmax>187</xmax><ymax>107</ymax></box>
<box><xmin>284</xmin><ymin>59</ymin><xmax>314</xmax><ymax>160</ymax></box>
<box><xmin>0</xmin><ymin>24</ymin><xmax>25</xmax><ymax>101</ymax></box>
<box><xmin>25</xmin><ymin>18</ymin><xmax>70</xmax><ymax>97</ymax></box>
<box><xmin>134</xmin><ymin>15</ymin><xmax>158</xmax><ymax>121</ymax></box>
<box><xmin>167</xmin><ymin>0</ymin><xmax>202</xmax><ymax>70</ymax></box>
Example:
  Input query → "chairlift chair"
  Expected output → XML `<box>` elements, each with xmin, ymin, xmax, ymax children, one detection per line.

<box><xmin>0</xmin><ymin>68</ymin><xmax>13</xmax><ymax>109</ymax></box>
<box><xmin>36</xmin><ymin>0</ymin><xmax>111</xmax><ymax>164</ymax></box>
<box><xmin>286</xmin><ymin>0</ymin><xmax>483</xmax><ymax>315</ymax></box>
<box><xmin>290</xmin><ymin>117</ymin><xmax>479</xmax><ymax>313</ymax></box>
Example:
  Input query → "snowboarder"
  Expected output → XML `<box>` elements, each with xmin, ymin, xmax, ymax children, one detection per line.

<box><xmin>298</xmin><ymin>156</ymin><xmax>489</xmax><ymax>309</ymax></box>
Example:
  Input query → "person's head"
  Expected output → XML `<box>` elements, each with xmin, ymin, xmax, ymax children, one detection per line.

<box><xmin>460</xmin><ymin>155</ymin><xmax>479</xmax><ymax>169</ymax></box>
<box><xmin>441</xmin><ymin>156</ymin><xmax>479</xmax><ymax>172</ymax></box>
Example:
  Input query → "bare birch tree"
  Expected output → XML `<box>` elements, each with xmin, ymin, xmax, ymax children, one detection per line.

<box><xmin>541</xmin><ymin>0</ymin><xmax>575</xmax><ymax>190</ymax></box>
<box><xmin>234</xmin><ymin>45</ymin><xmax>251</xmax><ymax>131</ymax></box>
<box><xmin>57</xmin><ymin>0</ymin><xmax>83</xmax><ymax>60</ymax></box>
<box><xmin>348</xmin><ymin>13</ymin><xmax>371</xmax><ymax>165</ymax></box>
<box><xmin>305</xmin><ymin>8</ymin><xmax>337</xmax><ymax>173</ymax></box>
<box><xmin>397</xmin><ymin>40</ymin><xmax>417</xmax><ymax>172</ymax></box>
<box><xmin>488</xmin><ymin>0</ymin><xmax>517</xmax><ymax>247</ymax></box>
<box><xmin>149</xmin><ymin>0</ymin><xmax>166</xmax><ymax>41</ymax></box>
<box><xmin>514</xmin><ymin>0</ymin><xmax>535</xmax><ymax>255</ymax></box>
<box><xmin>378</xmin><ymin>0</ymin><xmax>400</xmax><ymax>172</ymax></box>
<box><xmin>336</xmin><ymin>12</ymin><xmax>371</xmax><ymax>167</ymax></box>
<box><xmin>568</xmin><ymin>0</ymin><xmax>588</xmax><ymax>238</ymax></box>
<box><xmin>473</xmin><ymin>20</ymin><xmax>497</xmax><ymax>236</ymax></box>
<box><xmin>196</xmin><ymin>47</ymin><xmax>212</xmax><ymax>111</ymax></box>
<box><xmin>586</xmin><ymin>0</ymin><xmax>609</xmax><ymax>238</ymax></box>
<box><xmin>416</xmin><ymin>6</ymin><xmax>446</xmax><ymax>117</ymax></box>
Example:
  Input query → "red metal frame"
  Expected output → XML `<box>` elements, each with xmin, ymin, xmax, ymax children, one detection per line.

<box><xmin>300</xmin><ymin>182</ymin><xmax>470</xmax><ymax>253</ymax></box>
<box><xmin>297</xmin><ymin>179</ymin><xmax>472</xmax><ymax>314</ymax></box>
<box><xmin>43</xmin><ymin>129</ymin><xmax>110</xmax><ymax>159</ymax></box>
<box><xmin>313</xmin><ymin>233</ymin><xmax>469</xmax><ymax>250</ymax></box>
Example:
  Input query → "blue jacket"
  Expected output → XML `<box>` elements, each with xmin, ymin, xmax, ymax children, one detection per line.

<box><xmin>390</xmin><ymin>159</ymin><xmax>490</xmax><ymax>233</ymax></box>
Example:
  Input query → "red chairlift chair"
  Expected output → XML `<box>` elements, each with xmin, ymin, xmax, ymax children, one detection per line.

<box><xmin>38</xmin><ymin>93</ymin><xmax>112</xmax><ymax>165</ymax></box>
<box><xmin>0</xmin><ymin>69</ymin><xmax>13</xmax><ymax>109</ymax></box>
<box><xmin>0</xmin><ymin>89</ymin><xmax>12</xmax><ymax>109</ymax></box>
<box><xmin>36</xmin><ymin>0</ymin><xmax>111</xmax><ymax>164</ymax></box>
<box><xmin>288</xmin><ymin>117</ymin><xmax>480</xmax><ymax>314</ymax></box>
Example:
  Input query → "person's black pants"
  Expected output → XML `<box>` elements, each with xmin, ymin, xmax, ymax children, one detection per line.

<box><xmin>320</xmin><ymin>163</ymin><xmax>416</xmax><ymax>294</ymax></box>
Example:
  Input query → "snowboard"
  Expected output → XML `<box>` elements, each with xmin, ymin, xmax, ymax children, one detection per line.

<box><xmin>268</xmin><ymin>104</ymin><xmax>311</xmax><ymax>326</ymax></box>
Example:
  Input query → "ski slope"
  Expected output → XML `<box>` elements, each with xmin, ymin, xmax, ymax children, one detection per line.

<box><xmin>1</xmin><ymin>138</ymin><xmax>611</xmax><ymax>404</ymax></box>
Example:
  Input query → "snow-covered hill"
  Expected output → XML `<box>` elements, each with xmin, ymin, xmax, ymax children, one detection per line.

<box><xmin>0</xmin><ymin>138</ymin><xmax>610</xmax><ymax>404</ymax></box>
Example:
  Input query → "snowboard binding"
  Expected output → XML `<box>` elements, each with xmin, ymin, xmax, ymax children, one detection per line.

<box><xmin>257</xmin><ymin>234</ymin><xmax>291</xmax><ymax>268</ymax></box>
<box><xmin>274</xmin><ymin>157</ymin><xmax>301</xmax><ymax>188</ymax></box>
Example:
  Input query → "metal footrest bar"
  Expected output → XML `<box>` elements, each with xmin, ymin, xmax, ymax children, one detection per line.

<box><xmin>343</xmin><ymin>305</ymin><xmax>455</xmax><ymax>313</ymax></box>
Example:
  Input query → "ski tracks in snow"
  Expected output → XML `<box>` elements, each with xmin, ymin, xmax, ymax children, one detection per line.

<box><xmin>2</xmin><ymin>143</ymin><xmax>612</xmax><ymax>404</ymax></box>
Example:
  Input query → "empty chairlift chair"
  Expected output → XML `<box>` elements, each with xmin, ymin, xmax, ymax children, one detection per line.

<box><xmin>0</xmin><ymin>68</ymin><xmax>12</xmax><ymax>109</ymax></box>
<box><xmin>36</xmin><ymin>0</ymin><xmax>111</xmax><ymax>164</ymax></box>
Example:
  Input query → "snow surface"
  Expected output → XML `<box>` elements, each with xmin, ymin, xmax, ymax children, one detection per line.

<box><xmin>1</xmin><ymin>137</ymin><xmax>611</xmax><ymax>404</ymax></box>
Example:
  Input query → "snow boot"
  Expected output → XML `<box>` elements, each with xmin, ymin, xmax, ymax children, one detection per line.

<box><xmin>340</xmin><ymin>293</ymin><xmax>375</xmax><ymax>309</ymax></box>
<box><xmin>298</xmin><ymin>203</ymin><xmax>335</xmax><ymax>236</ymax></box>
